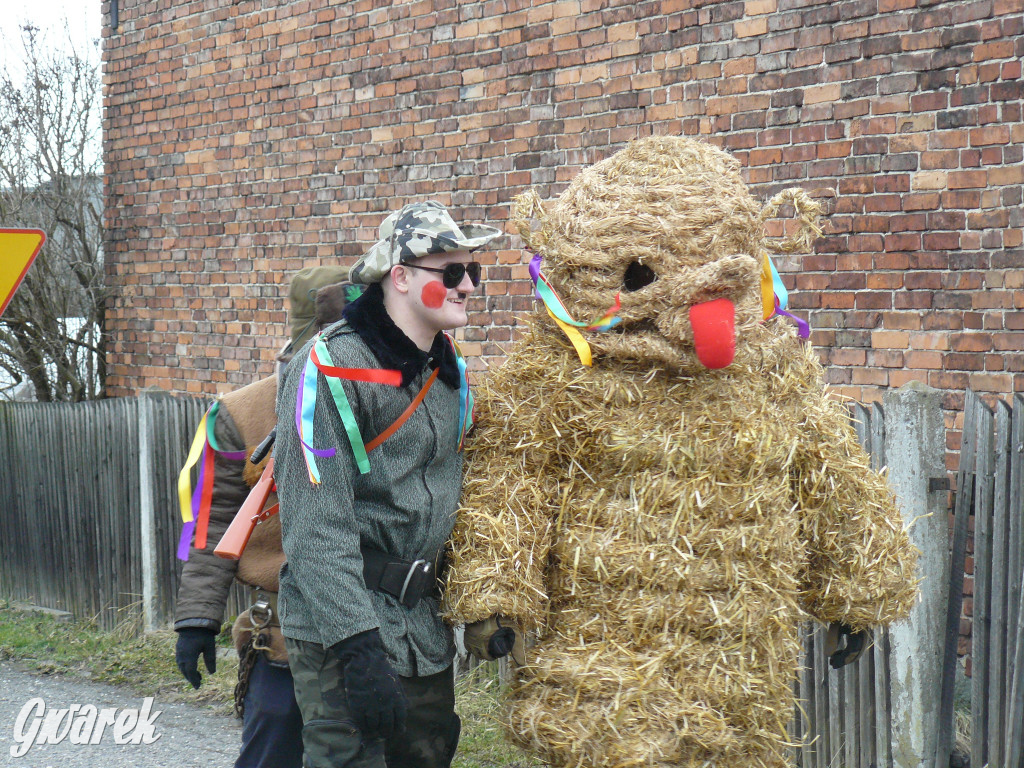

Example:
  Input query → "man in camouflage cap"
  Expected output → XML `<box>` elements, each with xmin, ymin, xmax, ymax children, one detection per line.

<box><xmin>274</xmin><ymin>201</ymin><xmax>501</xmax><ymax>768</ymax></box>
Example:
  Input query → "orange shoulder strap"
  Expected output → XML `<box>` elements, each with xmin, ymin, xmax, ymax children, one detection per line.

<box><xmin>365</xmin><ymin>367</ymin><xmax>439</xmax><ymax>453</ymax></box>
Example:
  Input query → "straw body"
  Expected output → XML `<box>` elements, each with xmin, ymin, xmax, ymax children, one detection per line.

<box><xmin>445</xmin><ymin>320</ymin><xmax>917</xmax><ymax>768</ymax></box>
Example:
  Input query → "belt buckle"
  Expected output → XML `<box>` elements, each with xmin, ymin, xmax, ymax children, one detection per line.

<box><xmin>398</xmin><ymin>559</ymin><xmax>431</xmax><ymax>608</ymax></box>
<box><xmin>249</xmin><ymin>597</ymin><xmax>273</xmax><ymax>630</ymax></box>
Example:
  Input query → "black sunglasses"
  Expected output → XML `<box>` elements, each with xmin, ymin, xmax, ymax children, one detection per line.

<box><xmin>404</xmin><ymin>261</ymin><xmax>481</xmax><ymax>289</ymax></box>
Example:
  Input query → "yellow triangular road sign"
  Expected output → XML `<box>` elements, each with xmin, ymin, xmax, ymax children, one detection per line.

<box><xmin>0</xmin><ymin>229</ymin><xmax>46</xmax><ymax>317</ymax></box>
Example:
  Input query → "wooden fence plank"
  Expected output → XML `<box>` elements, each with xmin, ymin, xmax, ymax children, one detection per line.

<box><xmin>0</xmin><ymin>404</ymin><xmax>11</xmax><ymax>598</ymax></box>
<box><xmin>790</xmin><ymin>674</ymin><xmax>803</xmax><ymax>768</ymax></box>
<box><xmin>874</xmin><ymin>627</ymin><xmax>893</xmax><ymax>768</ymax></box>
<box><xmin>844</xmin><ymin>408</ymin><xmax>863</xmax><ymax>768</ymax></box>
<box><xmin>819</xmin><ymin>623</ymin><xmax>833</xmax><ymax>768</ymax></box>
<box><xmin>989</xmin><ymin>400</ymin><xmax>1011</xmax><ymax>766</ymax></box>
<box><xmin>801</xmin><ymin>624</ymin><xmax>815</xmax><ymax>768</ymax></box>
<box><xmin>93</xmin><ymin>400</ymin><xmax>115</xmax><ymax>626</ymax></box>
<box><xmin>844</xmin><ymin>659</ymin><xmax>858</xmax><ymax>768</ymax></box>
<box><xmin>867</xmin><ymin>402</ymin><xmax>886</xmax><ymax>768</ymax></box>
<box><xmin>972</xmin><ymin>396</ymin><xmax>994</xmax><ymax>768</ymax></box>
<box><xmin>23</xmin><ymin>407</ymin><xmax>47</xmax><ymax>607</ymax></box>
<box><xmin>1006</xmin><ymin>394</ymin><xmax>1024</xmax><ymax>768</ymax></box>
<box><xmin>935</xmin><ymin>391</ymin><xmax>978</xmax><ymax>768</ymax></box>
<box><xmin>828</xmin><ymin>647</ymin><xmax>842</xmax><ymax>768</ymax></box>
<box><xmin>65</xmin><ymin>404</ymin><xmax>85</xmax><ymax>620</ymax></box>
<box><xmin>859</xmin><ymin>641</ymin><xmax>875</xmax><ymax>768</ymax></box>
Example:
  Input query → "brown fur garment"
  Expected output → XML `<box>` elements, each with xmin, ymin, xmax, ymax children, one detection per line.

<box><xmin>443</xmin><ymin>136</ymin><xmax>918</xmax><ymax>768</ymax></box>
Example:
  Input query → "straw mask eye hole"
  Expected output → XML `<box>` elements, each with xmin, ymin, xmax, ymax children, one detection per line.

<box><xmin>623</xmin><ymin>261</ymin><xmax>657</xmax><ymax>292</ymax></box>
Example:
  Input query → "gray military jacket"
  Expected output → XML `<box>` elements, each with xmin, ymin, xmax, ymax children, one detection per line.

<box><xmin>274</xmin><ymin>306</ymin><xmax>463</xmax><ymax>678</ymax></box>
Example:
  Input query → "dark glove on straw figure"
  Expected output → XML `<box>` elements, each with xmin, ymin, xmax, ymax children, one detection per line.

<box><xmin>442</xmin><ymin>135</ymin><xmax>919</xmax><ymax>768</ymax></box>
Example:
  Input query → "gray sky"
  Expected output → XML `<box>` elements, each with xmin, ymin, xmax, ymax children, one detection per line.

<box><xmin>0</xmin><ymin>0</ymin><xmax>102</xmax><ymax>78</ymax></box>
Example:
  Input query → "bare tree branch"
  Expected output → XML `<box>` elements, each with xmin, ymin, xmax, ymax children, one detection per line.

<box><xmin>0</xmin><ymin>22</ymin><xmax>104</xmax><ymax>401</ymax></box>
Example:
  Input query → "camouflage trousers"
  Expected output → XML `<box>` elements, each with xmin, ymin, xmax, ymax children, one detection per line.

<box><xmin>285</xmin><ymin>637</ymin><xmax>460</xmax><ymax>768</ymax></box>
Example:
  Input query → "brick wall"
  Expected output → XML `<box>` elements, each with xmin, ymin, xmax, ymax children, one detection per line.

<box><xmin>102</xmin><ymin>0</ymin><xmax>1022</xmax><ymax>412</ymax></box>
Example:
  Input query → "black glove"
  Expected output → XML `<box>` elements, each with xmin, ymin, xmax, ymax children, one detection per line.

<box><xmin>175</xmin><ymin>627</ymin><xmax>218</xmax><ymax>689</ymax></box>
<box><xmin>488</xmin><ymin>624</ymin><xmax>517</xmax><ymax>659</ymax></box>
<box><xmin>332</xmin><ymin>629</ymin><xmax>408</xmax><ymax>740</ymax></box>
<box><xmin>464</xmin><ymin>616</ymin><xmax>520</xmax><ymax>661</ymax></box>
<box><xmin>826</xmin><ymin>622</ymin><xmax>871</xmax><ymax>669</ymax></box>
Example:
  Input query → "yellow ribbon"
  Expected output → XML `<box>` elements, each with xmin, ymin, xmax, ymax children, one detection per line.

<box><xmin>760</xmin><ymin>255</ymin><xmax>775</xmax><ymax>321</ymax></box>
<box><xmin>549</xmin><ymin>308</ymin><xmax>593</xmax><ymax>366</ymax></box>
<box><xmin>177</xmin><ymin>413</ymin><xmax>208</xmax><ymax>523</ymax></box>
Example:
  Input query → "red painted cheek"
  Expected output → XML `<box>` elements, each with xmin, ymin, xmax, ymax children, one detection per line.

<box><xmin>421</xmin><ymin>281</ymin><xmax>448</xmax><ymax>309</ymax></box>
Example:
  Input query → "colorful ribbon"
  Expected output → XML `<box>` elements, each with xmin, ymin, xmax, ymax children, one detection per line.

<box><xmin>445</xmin><ymin>333</ymin><xmax>474</xmax><ymax>450</ymax></box>
<box><xmin>297</xmin><ymin>336</ymin><xmax>404</xmax><ymax>482</ymax></box>
<box><xmin>205</xmin><ymin>401</ymin><xmax>248</xmax><ymax>460</ymax></box>
<box><xmin>176</xmin><ymin>402</ymin><xmax>247</xmax><ymax>561</ymax></box>
<box><xmin>528</xmin><ymin>253</ymin><xmax>622</xmax><ymax>366</ymax></box>
<box><xmin>310</xmin><ymin>344</ymin><xmax>403</xmax><ymax>386</ymax></box>
<box><xmin>760</xmin><ymin>254</ymin><xmax>789</xmax><ymax>320</ymax></box>
<box><xmin>297</xmin><ymin>333</ymin><xmax>474</xmax><ymax>482</ymax></box>
<box><xmin>761</xmin><ymin>254</ymin><xmax>808</xmax><ymax>338</ymax></box>
<box><xmin>774</xmin><ymin>296</ymin><xmax>810</xmax><ymax>339</ymax></box>
<box><xmin>296</xmin><ymin>348</ymin><xmax>336</xmax><ymax>484</ymax></box>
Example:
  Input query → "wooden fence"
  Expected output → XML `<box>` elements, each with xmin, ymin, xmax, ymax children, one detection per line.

<box><xmin>791</xmin><ymin>386</ymin><xmax>1024</xmax><ymax>768</ymax></box>
<box><xmin>947</xmin><ymin>390</ymin><xmax>1024</xmax><ymax>768</ymax></box>
<box><xmin>1</xmin><ymin>384</ymin><xmax>1023</xmax><ymax>767</ymax></box>
<box><xmin>0</xmin><ymin>398</ymin><xmax>144</xmax><ymax>630</ymax></box>
<box><xmin>0</xmin><ymin>392</ymin><xmax>249</xmax><ymax>631</ymax></box>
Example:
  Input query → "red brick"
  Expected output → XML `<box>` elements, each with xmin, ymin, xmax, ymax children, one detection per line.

<box><xmin>872</xmin><ymin>330</ymin><xmax>910</xmax><ymax>348</ymax></box>
<box><xmin>905</xmin><ymin>350</ymin><xmax>944</xmax><ymax>369</ymax></box>
<box><xmin>880</xmin><ymin>311</ymin><xmax>921</xmax><ymax>330</ymax></box>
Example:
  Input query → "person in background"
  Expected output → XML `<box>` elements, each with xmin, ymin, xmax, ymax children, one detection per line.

<box><xmin>173</xmin><ymin>265</ymin><xmax>354</xmax><ymax>768</ymax></box>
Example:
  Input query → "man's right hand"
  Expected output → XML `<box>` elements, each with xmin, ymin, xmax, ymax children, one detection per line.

<box><xmin>464</xmin><ymin>616</ymin><xmax>525</xmax><ymax>664</ymax></box>
<box><xmin>175</xmin><ymin>627</ymin><xmax>218</xmax><ymax>689</ymax></box>
<box><xmin>332</xmin><ymin>629</ymin><xmax>408</xmax><ymax>740</ymax></box>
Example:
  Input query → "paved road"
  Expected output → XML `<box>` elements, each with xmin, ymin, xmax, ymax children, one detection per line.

<box><xmin>0</xmin><ymin>660</ymin><xmax>241</xmax><ymax>767</ymax></box>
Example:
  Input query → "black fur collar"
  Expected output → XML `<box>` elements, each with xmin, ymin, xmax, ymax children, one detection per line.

<box><xmin>342</xmin><ymin>282</ymin><xmax>461</xmax><ymax>389</ymax></box>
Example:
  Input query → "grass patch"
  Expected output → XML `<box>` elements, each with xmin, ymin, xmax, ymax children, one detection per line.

<box><xmin>0</xmin><ymin>601</ymin><xmax>237</xmax><ymax>715</ymax></box>
<box><xmin>454</xmin><ymin>664</ymin><xmax>543</xmax><ymax>768</ymax></box>
<box><xmin>0</xmin><ymin>602</ymin><xmax>540</xmax><ymax>766</ymax></box>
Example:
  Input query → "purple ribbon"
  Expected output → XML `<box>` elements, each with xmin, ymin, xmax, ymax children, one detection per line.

<box><xmin>190</xmin><ymin>443</ymin><xmax>209</xmax><ymax>519</ymax></box>
<box><xmin>528</xmin><ymin>253</ymin><xmax>543</xmax><ymax>300</ymax></box>
<box><xmin>176</xmin><ymin>520</ymin><xmax>195</xmax><ymax>561</ymax></box>
<box><xmin>775</xmin><ymin>298</ymin><xmax>810</xmax><ymax>339</ymax></box>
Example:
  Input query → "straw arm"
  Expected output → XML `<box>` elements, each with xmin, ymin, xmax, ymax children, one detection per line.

<box><xmin>793</xmin><ymin>391</ymin><xmax>919</xmax><ymax>632</ymax></box>
<box><xmin>441</xmin><ymin>433</ymin><xmax>556</xmax><ymax>632</ymax></box>
<box><xmin>441</xmin><ymin>349</ymin><xmax>569</xmax><ymax>632</ymax></box>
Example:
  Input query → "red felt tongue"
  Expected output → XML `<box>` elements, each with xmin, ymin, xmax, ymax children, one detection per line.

<box><xmin>689</xmin><ymin>298</ymin><xmax>736</xmax><ymax>369</ymax></box>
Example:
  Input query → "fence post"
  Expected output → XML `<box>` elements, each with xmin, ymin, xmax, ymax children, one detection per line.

<box><xmin>138</xmin><ymin>389</ymin><xmax>169</xmax><ymax>632</ymax></box>
<box><xmin>883</xmin><ymin>382</ymin><xmax>948</xmax><ymax>768</ymax></box>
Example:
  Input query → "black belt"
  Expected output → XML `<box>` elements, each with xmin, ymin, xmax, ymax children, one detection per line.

<box><xmin>361</xmin><ymin>546</ymin><xmax>442</xmax><ymax>609</ymax></box>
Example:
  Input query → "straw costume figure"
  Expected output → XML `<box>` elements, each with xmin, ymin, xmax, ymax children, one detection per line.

<box><xmin>443</xmin><ymin>136</ymin><xmax>918</xmax><ymax>768</ymax></box>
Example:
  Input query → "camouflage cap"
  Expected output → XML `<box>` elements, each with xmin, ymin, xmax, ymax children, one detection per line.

<box><xmin>288</xmin><ymin>265</ymin><xmax>351</xmax><ymax>349</ymax></box>
<box><xmin>349</xmin><ymin>200</ymin><xmax>503</xmax><ymax>285</ymax></box>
